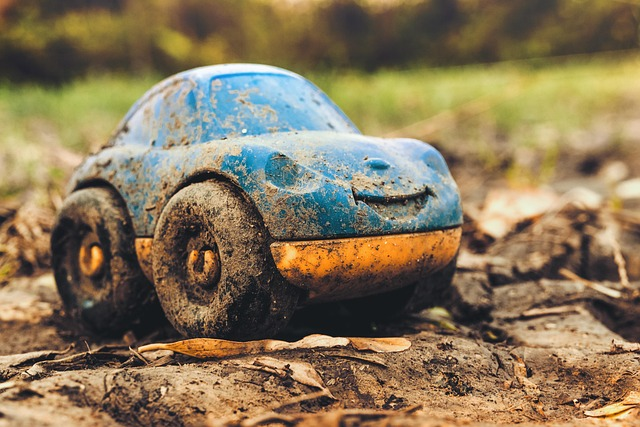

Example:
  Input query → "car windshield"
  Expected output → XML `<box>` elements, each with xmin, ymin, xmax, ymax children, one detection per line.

<box><xmin>200</xmin><ymin>73</ymin><xmax>358</xmax><ymax>140</ymax></box>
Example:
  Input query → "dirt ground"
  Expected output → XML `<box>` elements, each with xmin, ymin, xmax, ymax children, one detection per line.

<box><xmin>1</xmin><ymin>149</ymin><xmax>640</xmax><ymax>426</ymax></box>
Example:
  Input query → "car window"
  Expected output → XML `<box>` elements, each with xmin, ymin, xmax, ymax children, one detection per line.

<box><xmin>109</xmin><ymin>73</ymin><xmax>358</xmax><ymax>148</ymax></box>
<box><xmin>200</xmin><ymin>74</ymin><xmax>358</xmax><ymax>141</ymax></box>
<box><xmin>110</xmin><ymin>79</ymin><xmax>201</xmax><ymax>148</ymax></box>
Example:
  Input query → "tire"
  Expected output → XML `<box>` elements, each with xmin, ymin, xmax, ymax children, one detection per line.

<box><xmin>342</xmin><ymin>254</ymin><xmax>458</xmax><ymax>319</ymax></box>
<box><xmin>51</xmin><ymin>187</ymin><xmax>157</xmax><ymax>335</ymax></box>
<box><xmin>152</xmin><ymin>181</ymin><xmax>300</xmax><ymax>339</ymax></box>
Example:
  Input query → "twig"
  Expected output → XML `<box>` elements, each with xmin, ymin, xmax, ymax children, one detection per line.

<box><xmin>520</xmin><ymin>305</ymin><xmax>587</xmax><ymax>319</ymax></box>
<box><xmin>602</xmin><ymin>210</ymin><xmax>631</xmax><ymax>289</ymax></box>
<box><xmin>559</xmin><ymin>268</ymin><xmax>622</xmax><ymax>299</ymax></box>
<box><xmin>272</xmin><ymin>390</ymin><xmax>333</xmax><ymax>411</ymax></box>
<box><xmin>147</xmin><ymin>354</ymin><xmax>175</xmax><ymax>367</ymax></box>
<box><xmin>128</xmin><ymin>347</ymin><xmax>150</xmax><ymax>365</ymax></box>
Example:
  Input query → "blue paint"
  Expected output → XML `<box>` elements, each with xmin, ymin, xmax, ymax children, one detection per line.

<box><xmin>69</xmin><ymin>64</ymin><xmax>462</xmax><ymax>241</ymax></box>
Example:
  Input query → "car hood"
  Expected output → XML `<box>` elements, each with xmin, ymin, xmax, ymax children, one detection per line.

<box><xmin>207</xmin><ymin>131</ymin><xmax>462</xmax><ymax>239</ymax></box>
<box><xmin>240</xmin><ymin>131</ymin><xmax>451</xmax><ymax>200</ymax></box>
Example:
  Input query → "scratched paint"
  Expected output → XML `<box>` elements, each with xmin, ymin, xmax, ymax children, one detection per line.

<box><xmin>68</xmin><ymin>64</ymin><xmax>463</xmax><ymax>242</ymax></box>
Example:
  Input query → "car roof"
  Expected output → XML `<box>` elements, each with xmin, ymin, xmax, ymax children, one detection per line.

<box><xmin>121</xmin><ymin>64</ymin><xmax>303</xmax><ymax>124</ymax></box>
<box><xmin>174</xmin><ymin>63</ymin><xmax>303</xmax><ymax>82</ymax></box>
<box><xmin>108</xmin><ymin>64</ymin><xmax>358</xmax><ymax>146</ymax></box>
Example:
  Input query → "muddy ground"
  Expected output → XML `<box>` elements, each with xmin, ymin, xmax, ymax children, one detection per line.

<box><xmin>1</xmin><ymin>148</ymin><xmax>640</xmax><ymax>426</ymax></box>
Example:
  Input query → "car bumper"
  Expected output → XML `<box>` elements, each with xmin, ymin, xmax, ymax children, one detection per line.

<box><xmin>270</xmin><ymin>227</ymin><xmax>462</xmax><ymax>303</ymax></box>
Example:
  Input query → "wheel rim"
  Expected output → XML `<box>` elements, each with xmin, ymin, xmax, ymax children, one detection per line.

<box><xmin>186</xmin><ymin>245</ymin><xmax>221</xmax><ymax>289</ymax></box>
<box><xmin>78</xmin><ymin>234</ymin><xmax>104</xmax><ymax>279</ymax></box>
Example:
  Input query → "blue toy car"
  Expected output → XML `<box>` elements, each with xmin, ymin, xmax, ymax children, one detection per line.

<box><xmin>51</xmin><ymin>64</ymin><xmax>463</xmax><ymax>339</ymax></box>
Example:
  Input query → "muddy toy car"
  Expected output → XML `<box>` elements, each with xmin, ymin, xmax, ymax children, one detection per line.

<box><xmin>51</xmin><ymin>64</ymin><xmax>463</xmax><ymax>339</ymax></box>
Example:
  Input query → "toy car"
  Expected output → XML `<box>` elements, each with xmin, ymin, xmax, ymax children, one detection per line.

<box><xmin>51</xmin><ymin>64</ymin><xmax>463</xmax><ymax>339</ymax></box>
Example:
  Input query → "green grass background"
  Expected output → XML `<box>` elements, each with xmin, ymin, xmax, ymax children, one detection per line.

<box><xmin>1</xmin><ymin>54</ymin><xmax>639</xmax><ymax>199</ymax></box>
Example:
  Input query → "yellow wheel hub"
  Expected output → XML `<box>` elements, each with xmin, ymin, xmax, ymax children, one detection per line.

<box><xmin>78</xmin><ymin>241</ymin><xmax>104</xmax><ymax>278</ymax></box>
<box><xmin>186</xmin><ymin>247</ymin><xmax>221</xmax><ymax>288</ymax></box>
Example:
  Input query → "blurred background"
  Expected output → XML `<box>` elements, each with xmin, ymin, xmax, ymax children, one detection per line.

<box><xmin>1</xmin><ymin>0</ymin><xmax>639</xmax><ymax>277</ymax></box>
<box><xmin>1</xmin><ymin>0</ymin><xmax>638</xmax><ymax>82</ymax></box>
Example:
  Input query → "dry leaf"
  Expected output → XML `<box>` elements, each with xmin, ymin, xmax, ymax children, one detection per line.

<box><xmin>348</xmin><ymin>337</ymin><xmax>411</xmax><ymax>353</ymax></box>
<box><xmin>476</xmin><ymin>187</ymin><xmax>559</xmax><ymax>239</ymax></box>
<box><xmin>233</xmin><ymin>356</ymin><xmax>336</xmax><ymax>399</ymax></box>
<box><xmin>138</xmin><ymin>334</ymin><xmax>410</xmax><ymax>359</ymax></box>
<box><xmin>585</xmin><ymin>391</ymin><xmax>640</xmax><ymax>419</ymax></box>
<box><xmin>253</xmin><ymin>357</ymin><xmax>327</xmax><ymax>390</ymax></box>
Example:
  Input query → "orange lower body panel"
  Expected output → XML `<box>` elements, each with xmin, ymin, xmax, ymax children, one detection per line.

<box><xmin>136</xmin><ymin>227</ymin><xmax>461</xmax><ymax>303</ymax></box>
<box><xmin>135</xmin><ymin>238</ymin><xmax>154</xmax><ymax>282</ymax></box>
<box><xmin>270</xmin><ymin>227</ymin><xmax>461</xmax><ymax>302</ymax></box>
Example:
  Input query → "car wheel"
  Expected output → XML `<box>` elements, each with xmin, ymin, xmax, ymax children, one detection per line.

<box><xmin>152</xmin><ymin>181</ymin><xmax>300</xmax><ymax>339</ymax></box>
<box><xmin>51</xmin><ymin>187</ymin><xmax>157</xmax><ymax>334</ymax></box>
<box><xmin>342</xmin><ymin>254</ymin><xmax>458</xmax><ymax>319</ymax></box>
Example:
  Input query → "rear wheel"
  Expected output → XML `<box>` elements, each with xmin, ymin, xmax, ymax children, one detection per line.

<box><xmin>51</xmin><ymin>187</ymin><xmax>156</xmax><ymax>334</ymax></box>
<box><xmin>152</xmin><ymin>181</ymin><xmax>300</xmax><ymax>339</ymax></box>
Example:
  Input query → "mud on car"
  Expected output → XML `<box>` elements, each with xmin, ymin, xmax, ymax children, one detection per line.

<box><xmin>51</xmin><ymin>64</ymin><xmax>463</xmax><ymax>339</ymax></box>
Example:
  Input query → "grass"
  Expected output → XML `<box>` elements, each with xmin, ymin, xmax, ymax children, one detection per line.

<box><xmin>0</xmin><ymin>74</ymin><xmax>158</xmax><ymax>151</ymax></box>
<box><xmin>1</xmin><ymin>54</ymin><xmax>639</xmax><ymax>198</ymax></box>
<box><xmin>317</xmin><ymin>54</ymin><xmax>640</xmax><ymax>136</ymax></box>
<box><xmin>0</xmin><ymin>74</ymin><xmax>158</xmax><ymax>198</ymax></box>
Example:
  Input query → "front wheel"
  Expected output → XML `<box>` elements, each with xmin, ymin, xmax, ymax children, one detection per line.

<box><xmin>152</xmin><ymin>181</ymin><xmax>300</xmax><ymax>339</ymax></box>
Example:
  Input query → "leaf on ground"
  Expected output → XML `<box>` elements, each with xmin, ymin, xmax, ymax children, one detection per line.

<box><xmin>348</xmin><ymin>337</ymin><xmax>411</xmax><ymax>353</ymax></box>
<box><xmin>475</xmin><ymin>187</ymin><xmax>559</xmax><ymax>239</ymax></box>
<box><xmin>233</xmin><ymin>356</ymin><xmax>336</xmax><ymax>399</ymax></box>
<box><xmin>138</xmin><ymin>334</ymin><xmax>410</xmax><ymax>359</ymax></box>
<box><xmin>585</xmin><ymin>391</ymin><xmax>640</xmax><ymax>419</ymax></box>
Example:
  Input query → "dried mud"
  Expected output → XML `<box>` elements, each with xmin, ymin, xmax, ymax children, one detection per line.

<box><xmin>1</xmin><ymin>226</ymin><xmax>640</xmax><ymax>426</ymax></box>
<box><xmin>1</xmin><ymin>150</ymin><xmax>640</xmax><ymax>426</ymax></box>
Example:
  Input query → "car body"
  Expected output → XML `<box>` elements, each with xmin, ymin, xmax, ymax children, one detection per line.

<box><xmin>56</xmin><ymin>64</ymin><xmax>462</xmax><ymax>338</ymax></box>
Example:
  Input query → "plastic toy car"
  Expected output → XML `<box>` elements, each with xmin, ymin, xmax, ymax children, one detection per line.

<box><xmin>51</xmin><ymin>64</ymin><xmax>463</xmax><ymax>339</ymax></box>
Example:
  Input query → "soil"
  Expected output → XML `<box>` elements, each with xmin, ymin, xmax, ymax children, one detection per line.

<box><xmin>1</xmin><ymin>151</ymin><xmax>640</xmax><ymax>426</ymax></box>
